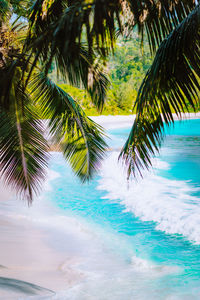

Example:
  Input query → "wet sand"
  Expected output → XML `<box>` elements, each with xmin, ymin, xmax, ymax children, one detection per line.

<box><xmin>1</xmin><ymin>112</ymin><xmax>200</xmax><ymax>299</ymax></box>
<box><xmin>0</xmin><ymin>182</ymin><xmax>82</xmax><ymax>299</ymax></box>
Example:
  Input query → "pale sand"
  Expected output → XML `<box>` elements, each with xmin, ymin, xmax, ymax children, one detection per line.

<box><xmin>48</xmin><ymin>112</ymin><xmax>200</xmax><ymax>151</ymax></box>
<box><xmin>91</xmin><ymin>112</ymin><xmax>200</xmax><ymax>129</ymax></box>
<box><xmin>0</xmin><ymin>182</ymin><xmax>83</xmax><ymax>299</ymax></box>
<box><xmin>0</xmin><ymin>112</ymin><xmax>200</xmax><ymax>299</ymax></box>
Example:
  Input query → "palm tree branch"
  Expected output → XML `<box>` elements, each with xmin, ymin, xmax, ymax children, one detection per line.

<box><xmin>30</xmin><ymin>73</ymin><xmax>108</xmax><ymax>181</ymax></box>
<box><xmin>14</xmin><ymin>86</ymin><xmax>31</xmax><ymax>198</ymax></box>
<box><xmin>0</xmin><ymin>77</ymin><xmax>49</xmax><ymax>203</ymax></box>
<box><xmin>27</xmin><ymin>0</ymin><xmax>197</xmax><ymax>56</ymax></box>
<box><xmin>120</xmin><ymin>3</ymin><xmax>200</xmax><ymax>177</ymax></box>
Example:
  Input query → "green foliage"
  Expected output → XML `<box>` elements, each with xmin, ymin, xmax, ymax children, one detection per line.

<box><xmin>0</xmin><ymin>66</ymin><xmax>49</xmax><ymax>204</ymax></box>
<box><xmin>31</xmin><ymin>74</ymin><xmax>108</xmax><ymax>182</ymax></box>
<box><xmin>26</xmin><ymin>0</ymin><xmax>200</xmax><ymax>181</ymax></box>
<box><xmin>120</xmin><ymin>4</ymin><xmax>200</xmax><ymax>178</ymax></box>
<box><xmin>56</xmin><ymin>37</ymin><xmax>153</xmax><ymax>116</ymax></box>
<box><xmin>0</xmin><ymin>0</ymin><xmax>9</xmax><ymax>15</ymax></box>
<box><xmin>0</xmin><ymin>12</ymin><xmax>108</xmax><ymax>201</ymax></box>
<box><xmin>1</xmin><ymin>0</ymin><xmax>200</xmax><ymax>198</ymax></box>
<box><xmin>108</xmin><ymin>37</ymin><xmax>152</xmax><ymax>113</ymax></box>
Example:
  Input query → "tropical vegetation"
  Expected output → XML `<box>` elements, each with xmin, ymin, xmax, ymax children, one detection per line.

<box><xmin>0</xmin><ymin>0</ymin><xmax>108</xmax><ymax>202</ymax></box>
<box><xmin>1</xmin><ymin>0</ymin><xmax>200</xmax><ymax>201</ymax></box>
<box><xmin>52</xmin><ymin>37</ymin><xmax>153</xmax><ymax>115</ymax></box>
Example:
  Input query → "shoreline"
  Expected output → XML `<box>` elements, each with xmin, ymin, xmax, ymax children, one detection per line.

<box><xmin>49</xmin><ymin>112</ymin><xmax>200</xmax><ymax>151</ymax></box>
<box><xmin>90</xmin><ymin>112</ymin><xmax>200</xmax><ymax>129</ymax></box>
<box><xmin>0</xmin><ymin>113</ymin><xmax>200</xmax><ymax>298</ymax></box>
<box><xmin>0</xmin><ymin>183</ymin><xmax>83</xmax><ymax>298</ymax></box>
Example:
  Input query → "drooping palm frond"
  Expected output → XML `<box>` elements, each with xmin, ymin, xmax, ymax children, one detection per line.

<box><xmin>30</xmin><ymin>73</ymin><xmax>108</xmax><ymax>181</ymax></box>
<box><xmin>0</xmin><ymin>20</ymin><xmax>49</xmax><ymax>203</ymax></box>
<box><xmin>0</xmin><ymin>77</ymin><xmax>49</xmax><ymax>203</ymax></box>
<box><xmin>0</xmin><ymin>18</ymin><xmax>108</xmax><ymax>201</ymax></box>
<box><xmin>127</xmin><ymin>0</ymin><xmax>198</xmax><ymax>53</ymax></box>
<box><xmin>27</xmin><ymin>0</ymin><xmax>197</xmax><ymax>58</ymax></box>
<box><xmin>28</xmin><ymin>0</ymin><xmax>120</xmax><ymax>56</ymax></box>
<box><xmin>24</xmin><ymin>0</ymin><xmax>197</xmax><ymax>111</ymax></box>
<box><xmin>120</xmin><ymin>4</ymin><xmax>200</xmax><ymax>178</ymax></box>
<box><xmin>25</xmin><ymin>39</ymin><xmax>109</xmax><ymax>111</ymax></box>
<box><xmin>22</xmin><ymin>0</ymin><xmax>111</xmax><ymax>112</ymax></box>
<box><xmin>52</xmin><ymin>45</ymin><xmax>109</xmax><ymax>112</ymax></box>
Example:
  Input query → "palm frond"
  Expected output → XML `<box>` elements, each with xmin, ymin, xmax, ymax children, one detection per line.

<box><xmin>53</xmin><ymin>45</ymin><xmax>110</xmax><ymax>112</ymax></box>
<box><xmin>127</xmin><ymin>0</ymin><xmax>198</xmax><ymax>53</ymax></box>
<box><xmin>24</xmin><ymin>38</ymin><xmax>109</xmax><ymax>111</ymax></box>
<box><xmin>24</xmin><ymin>0</ymin><xmax>198</xmax><ymax>114</ymax></box>
<box><xmin>27</xmin><ymin>0</ymin><xmax>197</xmax><ymax>58</ymax></box>
<box><xmin>28</xmin><ymin>0</ymin><xmax>119</xmax><ymax>56</ymax></box>
<box><xmin>0</xmin><ymin>81</ymin><xmax>49</xmax><ymax>203</ymax></box>
<box><xmin>30</xmin><ymin>73</ymin><xmax>108</xmax><ymax>181</ymax></box>
<box><xmin>120</xmin><ymin>3</ymin><xmax>200</xmax><ymax>177</ymax></box>
<box><xmin>24</xmin><ymin>0</ymin><xmax>112</xmax><ymax>111</ymax></box>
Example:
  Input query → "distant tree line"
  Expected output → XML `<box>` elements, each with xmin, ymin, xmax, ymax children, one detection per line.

<box><xmin>49</xmin><ymin>36</ymin><xmax>152</xmax><ymax>115</ymax></box>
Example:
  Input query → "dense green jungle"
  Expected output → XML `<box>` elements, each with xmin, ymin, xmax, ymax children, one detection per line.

<box><xmin>49</xmin><ymin>36</ymin><xmax>152</xmax><ymax>115</ymax></box>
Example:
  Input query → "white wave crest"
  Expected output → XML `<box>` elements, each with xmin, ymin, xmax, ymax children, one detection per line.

<box><xmin>98</xmin><ymin>152</ymin><xmax>200</xmax><ymax>244</ymax></box>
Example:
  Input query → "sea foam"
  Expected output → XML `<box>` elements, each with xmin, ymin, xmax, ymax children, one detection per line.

<box><xmin>97</xmin><ymin>152</ymin><xmax>200</xmax><ymax>244</ymax></box>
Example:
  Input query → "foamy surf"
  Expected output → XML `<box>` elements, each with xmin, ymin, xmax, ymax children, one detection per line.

<box><xmin>98</xmin><ymin>152</ymin><xmax>200</xmax><ymax>244</ymax></box>
<box><xmin>2</xmin><ymin>119</ymin><xmax>200</xmax><ymax>300</ymax></box>
<box><xmin>35</xmin><ymin>254</ymin><xmax>181</xmax><ymax>300</ymax></box>
<box><xmin>16</xmin><ymin>211</ymin><xmax>181</xmax><ymax>300</ymax></box>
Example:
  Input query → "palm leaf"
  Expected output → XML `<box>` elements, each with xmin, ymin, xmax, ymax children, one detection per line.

<box><xmin>24</xmin><ymin>41</ymin><xmax>109</xmax><ymax>112</ymax></box>
<box><xmin>30</xmin><ymin>73</ymin><xmax>108</xmax><ymax>181</ymax></box>
<box><xmin>23</xmin><ymin>0</ymin><xmax>111</xmax><ymax>112</ymax></box>
<box><xmin>24</xmin><ymin>0</ymin><xmax>197</xmax><ymax>112</ymax></box>
<box><xmin>127</xmin><ymin>0</ymin><xmax>197</xmax><ymax>53</ymax></box>
<box><xmin>0</xmin><ymin>80</ymin><xmax>49</xmax><ymax>203</ymax></box>
<box><xmin>120</xmin><ymin>3</ymin><xmax>200</xmax><ymax>178</ymax></box>
<box><xmin>53</xmin><ymin>45</ymin><xmax>110</xmax><ymax>112</ymax></box>
<box><xmin>27</xmin><ymin>0</ymin><xmax>197</xmax><ymax>56</ymax></box>
<box><xmin>28</xmin><ymin>0</ymin><xmax>119</xmax><ymax>56</ymax></box>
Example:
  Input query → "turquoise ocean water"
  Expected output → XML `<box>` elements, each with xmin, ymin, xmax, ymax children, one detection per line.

<box><xmin>45</xmin><ymin>118</ymin><xmax>200</xmax><ymax>300</ymax></box>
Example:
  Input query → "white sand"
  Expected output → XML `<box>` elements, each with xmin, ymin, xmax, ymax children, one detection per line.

<box><xmin>91</xmin><ymin>112</ymin><xmax>200</xmax><ymax>129</ymax></box>
<box><xmin>0</xmin><ymin>182</ymin><xmax>83</xmax><ymax>299</ymax></box>
<box><xmin>0</xmin><ymin>112</ymin><xmax>200</xmax><ymax>299</ymax></box>
<box><xmin>91</xmin><ymin>115</ymin><xmax>136</xmax><ymax>129</ymax></box>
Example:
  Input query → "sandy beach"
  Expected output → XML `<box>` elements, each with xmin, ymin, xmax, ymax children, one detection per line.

<box><xmin>0</xmin><ymin>115</ymin><xmax>138</xmax><ymax>299</ymax></box>
<box><xmin>91</xmin><ymin>112</ymin><xmax>200</xmax><ymax>129</ymax></box>
<box><xmin>1</xmin><ymin>112</ymin><xmax>200</xmax><ymax>299</ymax></box>
<box><xmin>0</xmin><ymin>181</ymin><xmax>85</xmax><ymax>299</ymax></box>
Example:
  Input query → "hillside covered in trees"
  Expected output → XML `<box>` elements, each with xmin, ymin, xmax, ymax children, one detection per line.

<box><xmin>50</xmin><ymin>34</ymin><xmax>199</xmax><ymax>116</ymax></box>
<box><xmin>49</xmin><ymin>36</ymin><xmax>152</xmax><ymax>115</ymax></box>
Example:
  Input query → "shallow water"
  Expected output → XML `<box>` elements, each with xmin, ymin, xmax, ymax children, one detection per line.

<box><xmin>45</xmin><ymin>118</ymin><xmax>200</xmax><ymax>299</ymax></box>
